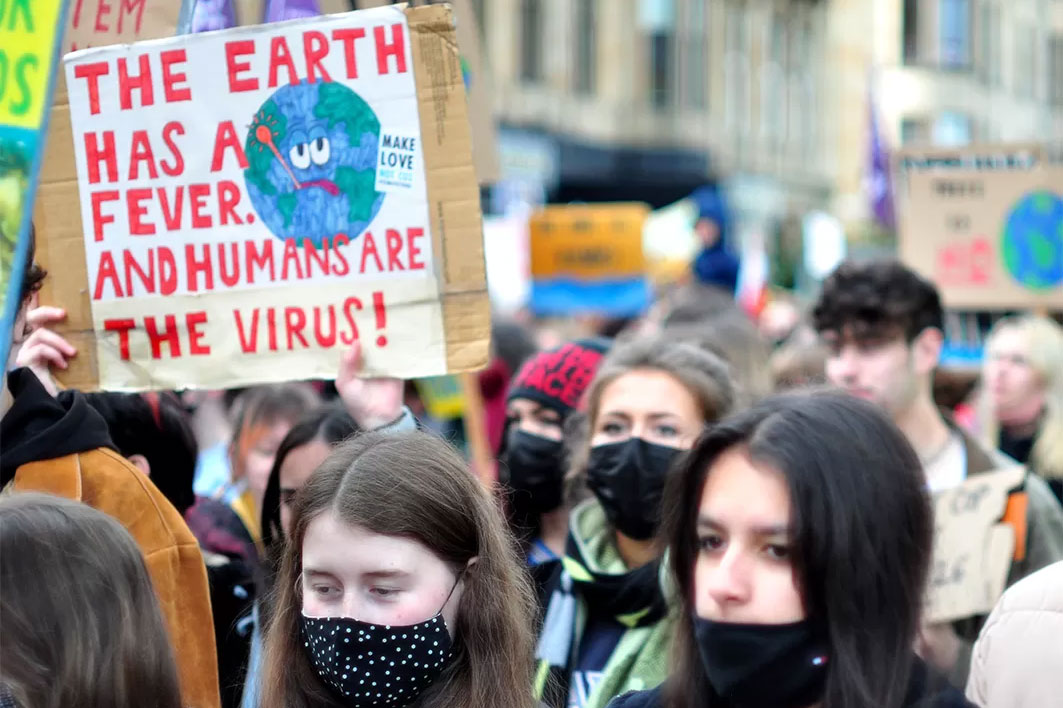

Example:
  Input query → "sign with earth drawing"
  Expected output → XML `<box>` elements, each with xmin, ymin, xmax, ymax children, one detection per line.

<box><xmin>899</xmin><ymin>166</ymin><xmax>1063</xmax><ymax>310</ymax></box>
<box><xmin>57</xmin><ymin>5</ymin><xmax>489</xmax><ymax>390</ymax></box>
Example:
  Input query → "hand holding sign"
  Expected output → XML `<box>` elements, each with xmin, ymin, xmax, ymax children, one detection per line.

<box><xmin>336</xmin><ymin>340</ymin><xmax>403</xmax><ymax>430</ymax></box>
<box><xmin>15</xmin><ymin>306</ymin><xmax>76</xmax><ymax>395</ymax></box>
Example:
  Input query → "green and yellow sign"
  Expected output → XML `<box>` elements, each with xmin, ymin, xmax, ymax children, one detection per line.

<box><xmin>0</xmin><ymin>0</ymin><xmax>70</xmax><ymax>366</ymax></box>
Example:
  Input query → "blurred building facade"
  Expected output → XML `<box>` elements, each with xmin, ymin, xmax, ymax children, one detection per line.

<box><xmin>475</xmin><ymin>0</ymin><xmax>1063</xmax><ymax>246</ymax></box>
<box><xmin>477</xmin><ymin>0</ymin><xmax>832</xmax><ymax>244</ymax></box>
<box><xmin>830</xmin><ymin>0</ymin><xmax>1063</xmax><ymax>227</ymax></box>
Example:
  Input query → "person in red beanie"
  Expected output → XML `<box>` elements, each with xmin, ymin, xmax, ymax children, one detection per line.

<box><xmin>501</xmin><ymin>338</ymin><xmax>610</xmax><ymax>565</ymax></box>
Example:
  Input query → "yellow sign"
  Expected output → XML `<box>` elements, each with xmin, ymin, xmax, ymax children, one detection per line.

<box><xmin>415</xmin><ymin>375</ymin><xmax>466</xmax><ymax>420</ymax></box>
<box><xmin>530</xmin><ymin>203</ymin><xmax>649</xmax><ymax>280</ymax></box>
<box><xmin>0</xmin><ymin>0</ymin><xmax>65</xmax><ymax>128</ymax></box>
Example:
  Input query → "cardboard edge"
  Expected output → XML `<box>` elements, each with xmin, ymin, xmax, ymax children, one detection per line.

<box><xmin>407</xmin><ymin>4</ymin><xmax>490</xmax><ymax>373</ymax></box>
<box><xmin>35</xmin><ymin>100</ymin><xmax>100</xmax><ymax>391</ymax></box>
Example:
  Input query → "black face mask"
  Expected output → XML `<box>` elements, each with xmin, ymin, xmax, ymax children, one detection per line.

<box><xmin>694</xmin><ymin>617</ymin><xmax>830</xmax><ymax>708</ymax></box>
<box><xmin>302</xmin><ymin>613</ymin><xmax>453</xmax><ymax>706</ymax></box>
<box><xmin>502</xmin><ymin>428</ymin><xmax>566</xmax><ymax>514</ymax></box>
<box><xmin>585</xmin><ymin>438</ymin><xmax>684</xmax><ymax>540</ymax></box>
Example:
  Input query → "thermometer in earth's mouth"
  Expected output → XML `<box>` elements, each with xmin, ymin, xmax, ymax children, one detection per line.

<box><xmin>255</xmin><ymin>124</ymin><xmax>303</xmax><ymax>190</ymax></box>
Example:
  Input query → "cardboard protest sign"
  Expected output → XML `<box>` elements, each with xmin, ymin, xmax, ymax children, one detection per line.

<box><xmin>895</xmin><ymin>143</ymin><xmax>1043</xmax><ymax>177</ymax></box>
<box><xmin>529</xmin><ymin>203</ymin><xmax>652</xmax><ymax>316</ymax></box>
<box><xmin>0</xmin><ymin>0</ymin><xmax>70</xmax><ymax>368</ymax></box>
<box><xmin>43</xmin><ymin>4</ymin><xmax>488</xmax><ymax>391</ymax></box>
<box><xmin>926</xmin><ymin>466</ymin><xmax>1025</xmax><ymax>623</ymax></box>
<box><xmin>898</xmin><ymin>167</ymin><xmax>1063</xmax><ymax>310</ymax></box>
<box><xmin>356</xmin><ymin>0</ymin><xmax>499</xmax><ymax>184</ymax></box>
<box><xmin>64</xmin><ymin>0</ymin><xmax>182</xmax><ymax>53</ymax></box>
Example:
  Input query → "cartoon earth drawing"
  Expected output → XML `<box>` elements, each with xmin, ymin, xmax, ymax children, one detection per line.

<box><xmin>1000</xmin><ymin>190</ymin><xmax>1063</xmax><ymax>290</ymax></box>
<box><xmin>244</xmin><ymin>80</ymin><xmax>384</xmax><ymax>248</ymax></box>
<box><xmin>460</xmin><ymin>56</ymin><xmax>472</xmax><ymax>90</ymax></box>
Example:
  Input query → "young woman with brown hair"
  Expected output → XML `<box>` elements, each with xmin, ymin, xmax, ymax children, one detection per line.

<box><xmin>609</xmin><ymin>392</ymin><xmax>972</xmax><ymax>708</ymax></box>
<box><xmin>0</xmin><ymin>493</ymin><xmax>183</xmax><ymax>708</ymax></box>
<box><xmin>535</xmin><ymin>336</ymin><xmax>735</xmax><ymax>708</ymax></box>
<box><xmin>259</xmin><ymin>429</ymin><xmax>537</xmax><ymax>708</ymax></box>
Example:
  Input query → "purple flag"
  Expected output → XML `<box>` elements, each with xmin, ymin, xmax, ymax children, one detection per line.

<box><xmin>191</xmin><ymin>0</ymin><xmax>237</xmax><ymax>32</ymax></box>
<box><xmin>265</xmin><ymin>0</ymin><xmax>322</xmax><ymax>23</ymax></box>
<box><xmin>866</xmin><ymin>86</ymin><xmax>896</xmax><ymax>230</ymax></box>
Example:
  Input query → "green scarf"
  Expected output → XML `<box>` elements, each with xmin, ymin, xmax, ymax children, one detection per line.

<box><xmin>534</xmin><ymin>501</ymin><xmax>676</xmax><ymax>708</ymax></box>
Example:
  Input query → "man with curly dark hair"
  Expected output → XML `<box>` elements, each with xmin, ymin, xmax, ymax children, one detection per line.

<box><xmin>813</xmin><ymin>260</ymin><xmax>947</xmax><ymax>453</ymax></box>
<box><xmin>813</xmin><ymin>259</ymin><xmax>1063</xmax><ymax>690</ymax></box>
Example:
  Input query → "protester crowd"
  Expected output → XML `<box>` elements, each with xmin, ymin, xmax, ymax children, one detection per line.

<box><xmin>2</xmin><ymin>202</ymin><xmax>1063</xmax><ymax>708</ymax></box>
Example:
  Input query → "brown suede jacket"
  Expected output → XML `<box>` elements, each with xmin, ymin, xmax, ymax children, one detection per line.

<box><xmin>12</xmin><ymin>450</ymin><xmax>222</xmax><ymax>708</ymax></box>
<box><xmin>2</xmin><ymin>368</ymin><xmax>220</xmax><ymax>708</ymax></box>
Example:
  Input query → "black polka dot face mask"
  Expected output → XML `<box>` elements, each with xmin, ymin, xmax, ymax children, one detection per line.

<box><xmin>301</xmin><ymin>612</ymin><xmax>454</xmax><ymax>706</ymax></box>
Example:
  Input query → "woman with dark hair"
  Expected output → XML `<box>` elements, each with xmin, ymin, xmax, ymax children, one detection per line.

<box><xmin>261</xmin><ymin>405</ymin><xmax>361</xmax><ymax>552</ymax></box>
<box><xmin>0</xmin><ymin>493</ymin><xmax>183</xmax><ymax>708</ymax></box>
<box><xmin>608</xmin><ymin>392</ymin><xmax>973</xmax><ymax>708</ymax></box>
<box><xmin>239</xmin><ymin>405</ymin><xmax>360</xmax><ymax>708</ymax></box>
<box><xmin>260</xmin><ymin>430</ymin><xmax>537</xmax><ymax>708</ymax></box>
<box><xmin>535</xmin><ymin>336</ymin><xmax>734</xmax><ymax>708</ymax></box>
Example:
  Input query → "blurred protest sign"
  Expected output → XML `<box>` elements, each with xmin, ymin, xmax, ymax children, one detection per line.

<box><xmin>40</xmin><ymin>4</ymin><xmax>487</xmax><ymax>391</ymax></box>
<box><xmin>895</xmin><ymin>143</ymin><xmax>1043</xmax><ymax>178</ymax></box>
<box><xmin>0</xmin><ymin>0</ymin><xmax>69</xmax><ymax>368</ymax></box>
<box><xmin>802</xmin><ymin>211</ymin><xmax>846</xmax><ymax>281</ymax></box>
<box><xmin>483</xmin><ymin>213</ymin><xmax>530</xmax><ymax>315</ymax></box>
<box><xmin>642</xmin><ymin>197</ymin><xmax>698</xmax><ymax>285</ymax></box>
<box><xmin>415</xmin><ymin>375</ymin><xmax>465</xmax><ymax>419</ymax></box>
<box><xmin>898</xmin><ymin>166</ymin><xmax>1063</xmax><ymax>310</ymax></box>
<box><xmin>926</xmin><ymin>466</ymin><xmax>1025</xmax><ymax>623</ymax></box>
<box><xmin>64</xmin><ymin>0</ymin><xmax>181</xmax><ymax>53</ymax></box>
<box><xmin>529</xmin><ymin>203</ymin><xmax>651</xmax><ymax>316</ymax></box>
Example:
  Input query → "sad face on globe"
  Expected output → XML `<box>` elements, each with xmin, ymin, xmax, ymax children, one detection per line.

<box><xmin>243</xmin><ymin>80</ymin><xmax>385</xmax><ymax>248</ymax></box>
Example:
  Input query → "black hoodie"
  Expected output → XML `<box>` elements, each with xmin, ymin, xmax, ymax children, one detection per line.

<box><xmin>1</xmin><ymin>368</ymin><xmax>115</xmax><ymax>487</ymax></box>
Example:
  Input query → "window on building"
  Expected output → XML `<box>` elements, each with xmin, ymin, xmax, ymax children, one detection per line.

<box><xmin>798</xmin><ymin>17</ymin><xmax>818</xmax><ymax>161</ymax></box>
<box><xmin>519</xmin><ymin>0</ymin><xmax>543</xmax><ymax>82</ymax></box>
<box><xmin>939</xmin><ymin>0</ymin><xmax>971</xmax><ymax>69</ymax></box>
<box><xmin>725</xmin><ymin>1</ymin><xmax>749</xmax><ymax>134</ymax></box>
<box><xmin>903</xmin><ymin>0</ymin><xmax>921</xmax><ymax>64</ymax></box>
<box><xmin>650</xmin><ymin>31</ymin><xmax>675</xmax><ymax>108</ymax></box>
<box><xmin>1051</xmin><ymin>35</ymin><xmax>1063</xmax><ymax>106</ymax></box>
<box><xmin>976</xmin><ymin>1</ymin><xmax>991</xmax><ymax>82</ymax></box>
<box><xmin>762</xmin><ymin>12</ymin><xmax>787</xmax><ymax>145</ymax></box>
<box><xmin>934</xmin><ymin>111</ymin><xmax>972</xmax><ymax>145</ymax></box>
<box><xmin>785</xmin><ymin>13</ymin><xmax>810</xmax><ymax>155</ymax></box>
<box><xmin>990</xmin><ymin>5</ymin><xmax>1002</xmax><ymax>85</ymax></box>
<box><xmin>1014</xmin><ymin>25</ymin><xmax>1035</xmax><ymax>97</ymax></box>
<box><xmin>471</xmin><ymin>0</ymin><xmax>485</xmax><ymax>29</ymax></box>
<box><xmin>683</xmin><ymin>0</ymin><xmax>708</xmax><ymax>108</ymax></box>
<box><xmin>900</xmin><ymin>117</ymin><xmax>931</xmax><ymax>145</ymax></box>
<box><xmin>574</xmin><ymin>0</ymin><xmax>597</xmax><ymax>94</ymax></box>
<box><xmin>640</xmin><ymin>0</ymin><xmax>677</xmax><ymax>108</ymax></box>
